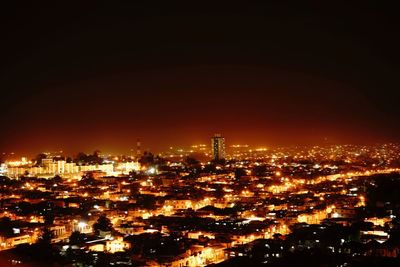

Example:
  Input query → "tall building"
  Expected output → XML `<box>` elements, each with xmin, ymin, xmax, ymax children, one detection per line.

<box><xmin>211</xmin><ymin>134</ymin><xmax>226</xmax><ymax>161</ymax></box>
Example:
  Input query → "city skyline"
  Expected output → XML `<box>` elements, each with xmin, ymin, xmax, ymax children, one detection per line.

<box><xmin>3</xmin><ymin>138</ymin><xmax>400</xmax><ymax>159</ymax></box>
<box><xmin>1</xmin><ymin>3</ymin><xmax>400</xmax><ymax>266</ymax></box>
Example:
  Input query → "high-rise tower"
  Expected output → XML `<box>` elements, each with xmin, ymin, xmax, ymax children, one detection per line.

<box><xmin>211</xmin><ymin>134</ymin><xmax>225</xmax><ymax>161</ymax></box>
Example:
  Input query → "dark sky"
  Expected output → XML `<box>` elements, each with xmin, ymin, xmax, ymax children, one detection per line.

<box><xmin>1</xmin><ymin>2</ymin><xmax>399</xmax><ymax>156</ymax></box>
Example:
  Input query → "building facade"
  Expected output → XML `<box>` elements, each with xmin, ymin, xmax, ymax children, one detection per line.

<box><xmin>211</xmin><ymin>134</ymin><xmax>226</xmax><ymax>161</ymax></box>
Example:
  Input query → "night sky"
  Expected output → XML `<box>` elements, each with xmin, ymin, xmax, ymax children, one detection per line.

<box><xmin>1</xmin><ymin>2</ymin><xmax>399</xmax><ymax>156</ymax></box>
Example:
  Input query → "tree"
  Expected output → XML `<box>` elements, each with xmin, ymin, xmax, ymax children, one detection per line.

<box><xmin>18</xmin><ymin>227</ymin><xmax>61</xmax><ymax>263</ymax></box>
<box><xmin>74</xmin><ymin>151</ymin><xmax>103</xmax><ymax>165</ymax></box>
<box><xmin>139</xmin><ymin>151</ymin><xmax>155</xmax><ymax>168</ymax></box>
<box><xmin>136</xmin><ymin>194</ymin><xmax>157</xmax><ymax>209</ymax></box>
<box><xmin>75</xmin><ymin>152</ymin><xmax>88</xmax><ymax>165</ymax></box>
<box><xmin>38</xmin><ymin>227</ymin><xmax>54</xmax><ymax>246</ymax></box>
<box><xmin>52</xmin><ymin>175</ymin><xmax>62</xmax><ymax>184</ymax></box>
<box><xmin>95</xmin><ymin>253</ymin><xmax>112</xmax><ymax>267</ymax></box>
<box><xmin>93</xmin><ymin>215</ymin><xmax>113</xmax><ymax>235</ymax></box>
<box><xmin>0</xmin><ymin>216</ymin><xmax>14</xmax><ymax>236</ymax></box>
<box><xmin>204</xmin><ymin>163</ymin><xmax>216</xmax><ymax>173</ymax></box>
<box><xmin>183</xmin><ymin>156</ymin><xmax>201</xmax><ymax>176</ymax></box>
<box><xmin>43</xmin><ymin>210</ymin><xmax>55</xmax><ymax>226</ymax></box>
<box><xmin>214</xmin><ymin>187</ymin><xmax>225</xmax><ymax>199</ymax></box>
<box><xmin>184</xmin><ymin>156</ymin><xmax>200</xmax><ymax>166</ymax></box>
<box><xmin>69</xmin><ymin>231</ymin><xmax>87</xmax><ymax>245</ymax></box>
<box><xmin>79</xmin><ymin>172</ymin><xmax>99</xmax><ymax>186</ymax></box>
<box><xmin>211</xmin><ymin>158</ymin><xmax>226</xmax><ymax>165</ymax></box>
<box><xmin>154</xmin><ymin>155</ymin><xmax>166</xmax><ymax>166</ymax></box>
<box><xmin>184</xmin><ymin>156</ymin><xmax>201</xmax><ymax>170</ymax></box>
<box><xmin>234</xmin><ymin>168</ymin><xmax>247</xmax><ymax>180</ymax></box>
<box><xmin>252</xmin><ymin>165</ymin><xmax>267</xmax><ymax>176</ymax></box>
<box><xmin>89</xmin><ymin>150</ymin><xmax>103</xmax><ymax>165</ymax></box>
<box><xmin>33</xmin><ymin>153</ymin><xmax>47</xmax><ymax>166</ymax></box>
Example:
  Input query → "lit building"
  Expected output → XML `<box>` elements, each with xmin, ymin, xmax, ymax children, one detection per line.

<box><xmin>6</xmin><ymin>160</ymin><xmax>114</xmax><ymax>178</ymax></box>
<box><xmin>211</xmin><ymin>134</ymin><xmax>225</xmax><ymax>161</ymax></box>
<box><xmin>115</xmin><ymin>161</ymin><xmax>140</xmax><ymax>174</ymax></box>
<box><xmin>0</xmin><ymin>234</ymin><xmax>33</xmax><ymax>250</ymax></box>
<box><xmin>87</xmin><ymin>236</ymin><xmax>131</xmax><ymax>253</ymax></box>
<box><xmin>0</xmin><ymin>163</ymin><xmax>7</xmax><ymax>175</ymax></box>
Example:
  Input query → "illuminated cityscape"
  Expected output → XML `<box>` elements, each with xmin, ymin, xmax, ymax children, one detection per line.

<box><xmin>1</xmin><ymin>141</ymin><xmax>400</xmax><ymax>266</ymax></box>
<box><xmin>2</xmin><ymin>2</ymin><xmax>400</xmax><ymax>267</ymax></box>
